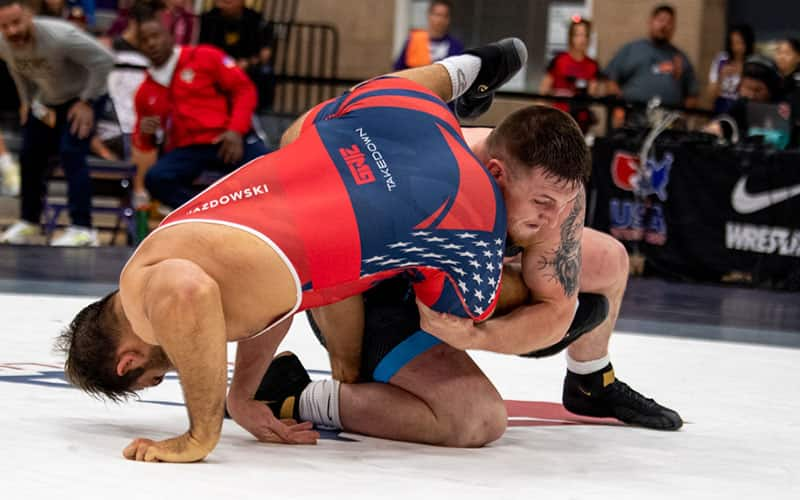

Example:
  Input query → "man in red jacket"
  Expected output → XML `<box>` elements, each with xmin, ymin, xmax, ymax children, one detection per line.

<box><xmin>132</xmin><ymin>6</ymin><xmax>268</xmax><ymax>209</ymax></box>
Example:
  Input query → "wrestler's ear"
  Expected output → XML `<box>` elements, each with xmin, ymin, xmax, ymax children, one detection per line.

<box><xmin>486</xmin><ymin>158</ymin><xmax>508</xmax><ymax>184</ymax></box>
<box><xmin>116</xmin><ymin>351</ymin><xmax>145</xmax><ymax>376</ymax></box>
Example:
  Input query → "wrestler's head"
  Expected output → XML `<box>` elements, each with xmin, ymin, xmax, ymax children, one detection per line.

<box><xmin>56</xmin><ymin>291</ymin><xmax>173</xmax><ymax>401</ymax></box>
<box><xmin>486</xmin><ymin>105</ymin><xmax>589</xmax><ymax>246</ymax></box>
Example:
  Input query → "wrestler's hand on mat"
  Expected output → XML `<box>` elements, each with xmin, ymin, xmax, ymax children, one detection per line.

<box><xmin>416</xmin><ymin>299</ymin><xmax>477</xmax><ymax>351</ymax></box>
<box><xmin>67</xmin><ymin>100</ymin><xmax>94</xmax><ymax>139</ymax></box>
<box><xmin>227</xmin><ymin>396</ymin><xmax>319</xmax><ymax>445</ymax></box>
<box><xmin>214</xmin><ymin>130</ymin><xmax>244</xmax><ymax>164</ymax></box>
<box><xmin>122</xmin><ymin>432</ymin><xmax>214</xmax><ymax>463</ymax></box>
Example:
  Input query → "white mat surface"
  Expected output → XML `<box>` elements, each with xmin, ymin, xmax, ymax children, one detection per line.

<box><xmin>1</xmin><ymin>293</ymin><xmax>798</xmax><ymax>499</ymax></box>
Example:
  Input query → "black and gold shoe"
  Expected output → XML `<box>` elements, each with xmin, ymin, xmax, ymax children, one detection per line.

<box><xmin>455</xmin><ymin>37</ymin><xmax>528</xmax><ymax>119</ymax></box>
<box><xmin>563</xmin><ymin>363</ymin><xmax>683</xmax><ymax>430</ymax></box>
<box><xmin>253</xmin><ymin>352</ymin><xmax>312</xmax><ymax>420</ymax></box>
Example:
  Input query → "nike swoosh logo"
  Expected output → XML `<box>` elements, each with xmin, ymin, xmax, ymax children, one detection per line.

<box><xmin>731</xmin><ymin>176</ymin><xmax>800</xmax><ymax>214</ymax></box>
<box><xmin>577</xmin><ymin>385</ymin><xmax>592</xmax><ymax>397</ymax></box>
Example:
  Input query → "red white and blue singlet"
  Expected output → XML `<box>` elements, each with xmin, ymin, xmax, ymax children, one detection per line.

<box><xmin>157</xmin><ymin>77</ymin><xmax>507</xmax><ymax>331</ymax></box>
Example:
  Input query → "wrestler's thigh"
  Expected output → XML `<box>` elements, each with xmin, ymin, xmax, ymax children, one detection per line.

<box><xmin>580</xmin><ymin>227</ymin><xmax>628</xmax><ymax>292</ymax></box>
<box><xmin>388</xmin><ymin>343</ymin><xmax>503</xmax><ymax>417</ymax></box>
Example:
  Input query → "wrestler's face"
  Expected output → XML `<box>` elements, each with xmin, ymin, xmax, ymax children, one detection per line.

<box><xmin>130</xmin><ymin>345</ymin><xmax>173</xmax><ymax>391</ymax></box>
<box><xmin>498</xmin><ymin>165</ymin><xmax>581</xmax><ymax>246</ymax></box>
<box><xmin>0</xmin><ymin>3</ymin><xmax>34</xmax><ymax>48</ymax></box>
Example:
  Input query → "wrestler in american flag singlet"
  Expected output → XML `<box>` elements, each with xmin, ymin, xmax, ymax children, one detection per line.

<box><xmin>158</xmin><ymin>77</ymin><xmax>506</xmax><ymax>330</ymax></box>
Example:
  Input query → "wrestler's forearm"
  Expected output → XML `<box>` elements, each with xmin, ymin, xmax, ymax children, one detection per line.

<box><xmin>471</xmin><ymin>298</ymin><xmax>575</xmax><ymax>355</ymax></box>
<box><xmin>146</xmin><ymin>263</ymin><xmax>228</xmax><ymax>449</ymax></box>
<box><xmin>229</xmin><ymin>317</ymin><xmax>292</xmax><ymax>401</ymax></box>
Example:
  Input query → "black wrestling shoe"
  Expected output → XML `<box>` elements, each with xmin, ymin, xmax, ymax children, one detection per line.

<box><xmin>520</xmin><ymin>292</ymin><xmax>609</xmax><ymax>359</ymax></box>
<box><xmin>563</xmin><ymin>363</ymin><xmax>684</xmax><ymax>430</ymax></box>
<box><xmin>455</xmin><ymin>37</ymin><xmax>528</xmax><ymax>119</ymax></box>
<box><xmin>253</xmin><ymin>352</ymin><xmax>312</xmax><ymax>420</ymax></box>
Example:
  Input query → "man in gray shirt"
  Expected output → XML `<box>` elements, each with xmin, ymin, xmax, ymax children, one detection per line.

<box><xmin>605</xmin><ymin>4</ymin><xmax>699</xmax><ymax>110</ymax></box>
<box><xmin>0</xmin><ymin>0</ymin><xmax>114</xmax><ymax>246</ymax></box>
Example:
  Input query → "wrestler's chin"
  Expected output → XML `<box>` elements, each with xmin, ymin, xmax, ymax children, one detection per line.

<box><xmin>508</xmin><ymin>223</ymin><xmax>541</xmax><ymax>247</ymax></box>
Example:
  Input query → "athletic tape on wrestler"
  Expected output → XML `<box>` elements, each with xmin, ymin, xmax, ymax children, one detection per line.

<box><xmin>519</xmin><ymin>292</ymin><xmax>609</xmax><ymax>358</ymax></box>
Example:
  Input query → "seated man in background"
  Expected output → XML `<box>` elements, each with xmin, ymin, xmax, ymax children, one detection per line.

<box><xmin>0</xmin><ymin>0</ymin><xmax>114</xmax><ymax>246</ymax></box>
<box><xmin>198</xmin><ymin>0</ymin><xmax>272</xmax><ymax>73</ymax></box>
<box><xmin>132</xmin><ymin>5</ymin><xmax>269</xmax><ymax>210</ymax></box>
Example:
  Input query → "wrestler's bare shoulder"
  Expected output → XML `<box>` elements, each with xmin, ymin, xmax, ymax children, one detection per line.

<box><xmin>120</xmin><ymin>222</ymin><xmax>298</xmax><ymax>342</ymax></box>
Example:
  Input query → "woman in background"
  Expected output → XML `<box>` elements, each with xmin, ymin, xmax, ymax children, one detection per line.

<box><xmin>708</xmin><ymin>25</ymin><xmax>754</xmax><ymax>114</ymax></box>
<box><xmin>539</xmin><ymin>17</ymin><xmax>598</xmax><ymax>133</ymax></box>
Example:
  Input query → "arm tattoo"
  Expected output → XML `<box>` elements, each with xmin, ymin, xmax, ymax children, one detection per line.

<box><xmin>538</xmin><ymin>189</ymin><xmax>584</xmax><ymax>297</ymax></box>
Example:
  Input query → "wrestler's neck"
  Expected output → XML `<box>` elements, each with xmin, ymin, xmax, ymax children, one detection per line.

<box><xmin>112</xmin><ymin>292</ymin><xmax>156</xmax><ymax>346</ymax></box>
<box><xmin>462</xmin><ymin>127</ymin><xmax>492</xmax><ymax>162</ymax></box>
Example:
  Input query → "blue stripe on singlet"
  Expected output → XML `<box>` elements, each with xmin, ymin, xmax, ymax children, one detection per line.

<box><xmin>372</xmin><ymin>330</ymin><xmax>442</xmax><ymax>383</ymax></box>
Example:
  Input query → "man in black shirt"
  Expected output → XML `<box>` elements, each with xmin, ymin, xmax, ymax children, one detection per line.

<box><xmin>199</xmin><ymin>0</ymin><xmax>275</xmax><ymax>109</ymax></box>
<box><xmin>199</xmin><ymin>0</ymin><xmax>272</xmax><ymax>71</ymax></box>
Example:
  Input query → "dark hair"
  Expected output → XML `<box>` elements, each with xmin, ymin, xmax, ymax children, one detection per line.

<box><xmin>568</xmin><ymin>18</ymin><xmax>592</xmax><ymax>48</ymax></box>
<box><xmin>726</xmin><ymin>24</ymin><xmax>755</xmax><ymax>58</ymax></box>
<box><xmin>429</xmin><ymin>0</ymin><xmax>452</xmax><ymax>13</ymax></box>
<box><xmin>487</xmin><ymin>105</ymin><xmax>590</xmax><ymax>185</ymax></box>
<box><xmin>742</xmin><ymin>54</ymin><xmax>782</xmax><ymax>100</ymax></box>
<box><xmin>652</xmin><ymin>4</ymin><xmax>675</xmax><ymax>18</ymax></box>
<box><xmin>784</xmin><ymin>37</ymin><xmax>800</xmax><ymax>56</ymax></box>
<box><xmin>0</xmin><ymin>0</ymin><xmax>29</xmax><ymax>8</ymax></box>
<box><xmin>131</xmin><ymin>0</ymin><xmax>165</xmax><ymax>25</ymax></box>
<box><xmin>55</xmin><ymin>291</ymin><xmax>143</xmax><ymax>402</ymax></box>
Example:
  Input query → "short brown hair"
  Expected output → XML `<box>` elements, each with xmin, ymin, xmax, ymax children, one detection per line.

<box><xmin>652</xmin><ymin>4</ymin><xmax>675</xmax><ymax>17</ymax></box>
<box><xmin>429</xmin><ymin>0</ymin><xmax>452</xmax><ymax>13</ymax></box>
<box><xmin>487</xmin><ymin>105</ymin><xmax>590</xmax><ymax>185</ymax></box>
<box><xmin>55</xmin><ymin>291</ymin><xmax>142</xmax><ymax>402</ymax></box>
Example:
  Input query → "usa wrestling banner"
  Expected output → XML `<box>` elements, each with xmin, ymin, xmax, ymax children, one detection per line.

<box><xmin>590</xmin><ymin>131</ymin><xmax>800</xmax><ymax>290</ymax></box>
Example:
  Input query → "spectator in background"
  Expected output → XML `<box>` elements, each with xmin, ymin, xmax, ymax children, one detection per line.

<box><xmin>39</xmin><ymin>0</ymin><xmax>67</xmax><ymax>18</ymax></box>
<box><xmin>105</xmin><ymin>0</ymin><xmax>136</xmax><ymax>37</ymax></box>
<box><xmin>605</xmin><ymin>4</ymin><xmax>698</xmax><ymax>109</ymax></box>
<box><xmin>199</xmin><ymin>0</ymin><xmax>270</xmax><ymax>72</ymax></box>
<box><xmin>708</xmin><ymin>24</ymin><xmax>754</xmax><ymax>114</ymax></box>
<box><xmin>0</xmin><ymin>134</ymin><xmax>19</xmax><ymax>196</ymax></box>
<box><xmin>93</xmin><ymin>1</ymin><xmax>151</xmax><ymax>162</ymax></box>
<box><xmin>132</xmin><ymin>6</ymin><xmax>269</xmax><ymax>210</ymax></box>
<box><xmin>539</xmin><ymin>17</ymin><xmax>598</xmax><ymax>133</ymax></box>
<box><xmin>775</xmin><ymin>38</ymin><xmax>800</xmax><ymax>93</ymax></box>
<box><xmin>0</xmin><ymin>58</ymin><xmax>19</xmax><ymax>196</ymax></box>
<box><xmin>393</xmin><ymin>0</ymin><xmax>463</xmax><ymax>70</ymax></box>
<box><xmin>706</xmin><ymin>55</ymin><xmax>789</xmax><ymax>147</ymax></box>
<box><xmin>40</xmin><ymin>0</ymin><xmax>94</xmax><ymax>28</ymax></box>
<box><xmin>161</xmin><ymin>0</ymin><xmax>193</xmax><ymax>45</ymax></box>
<box><xmin>0</xmin><ymin>0</ymin><xmax>114</xmax><ymax>246</ymax></box>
